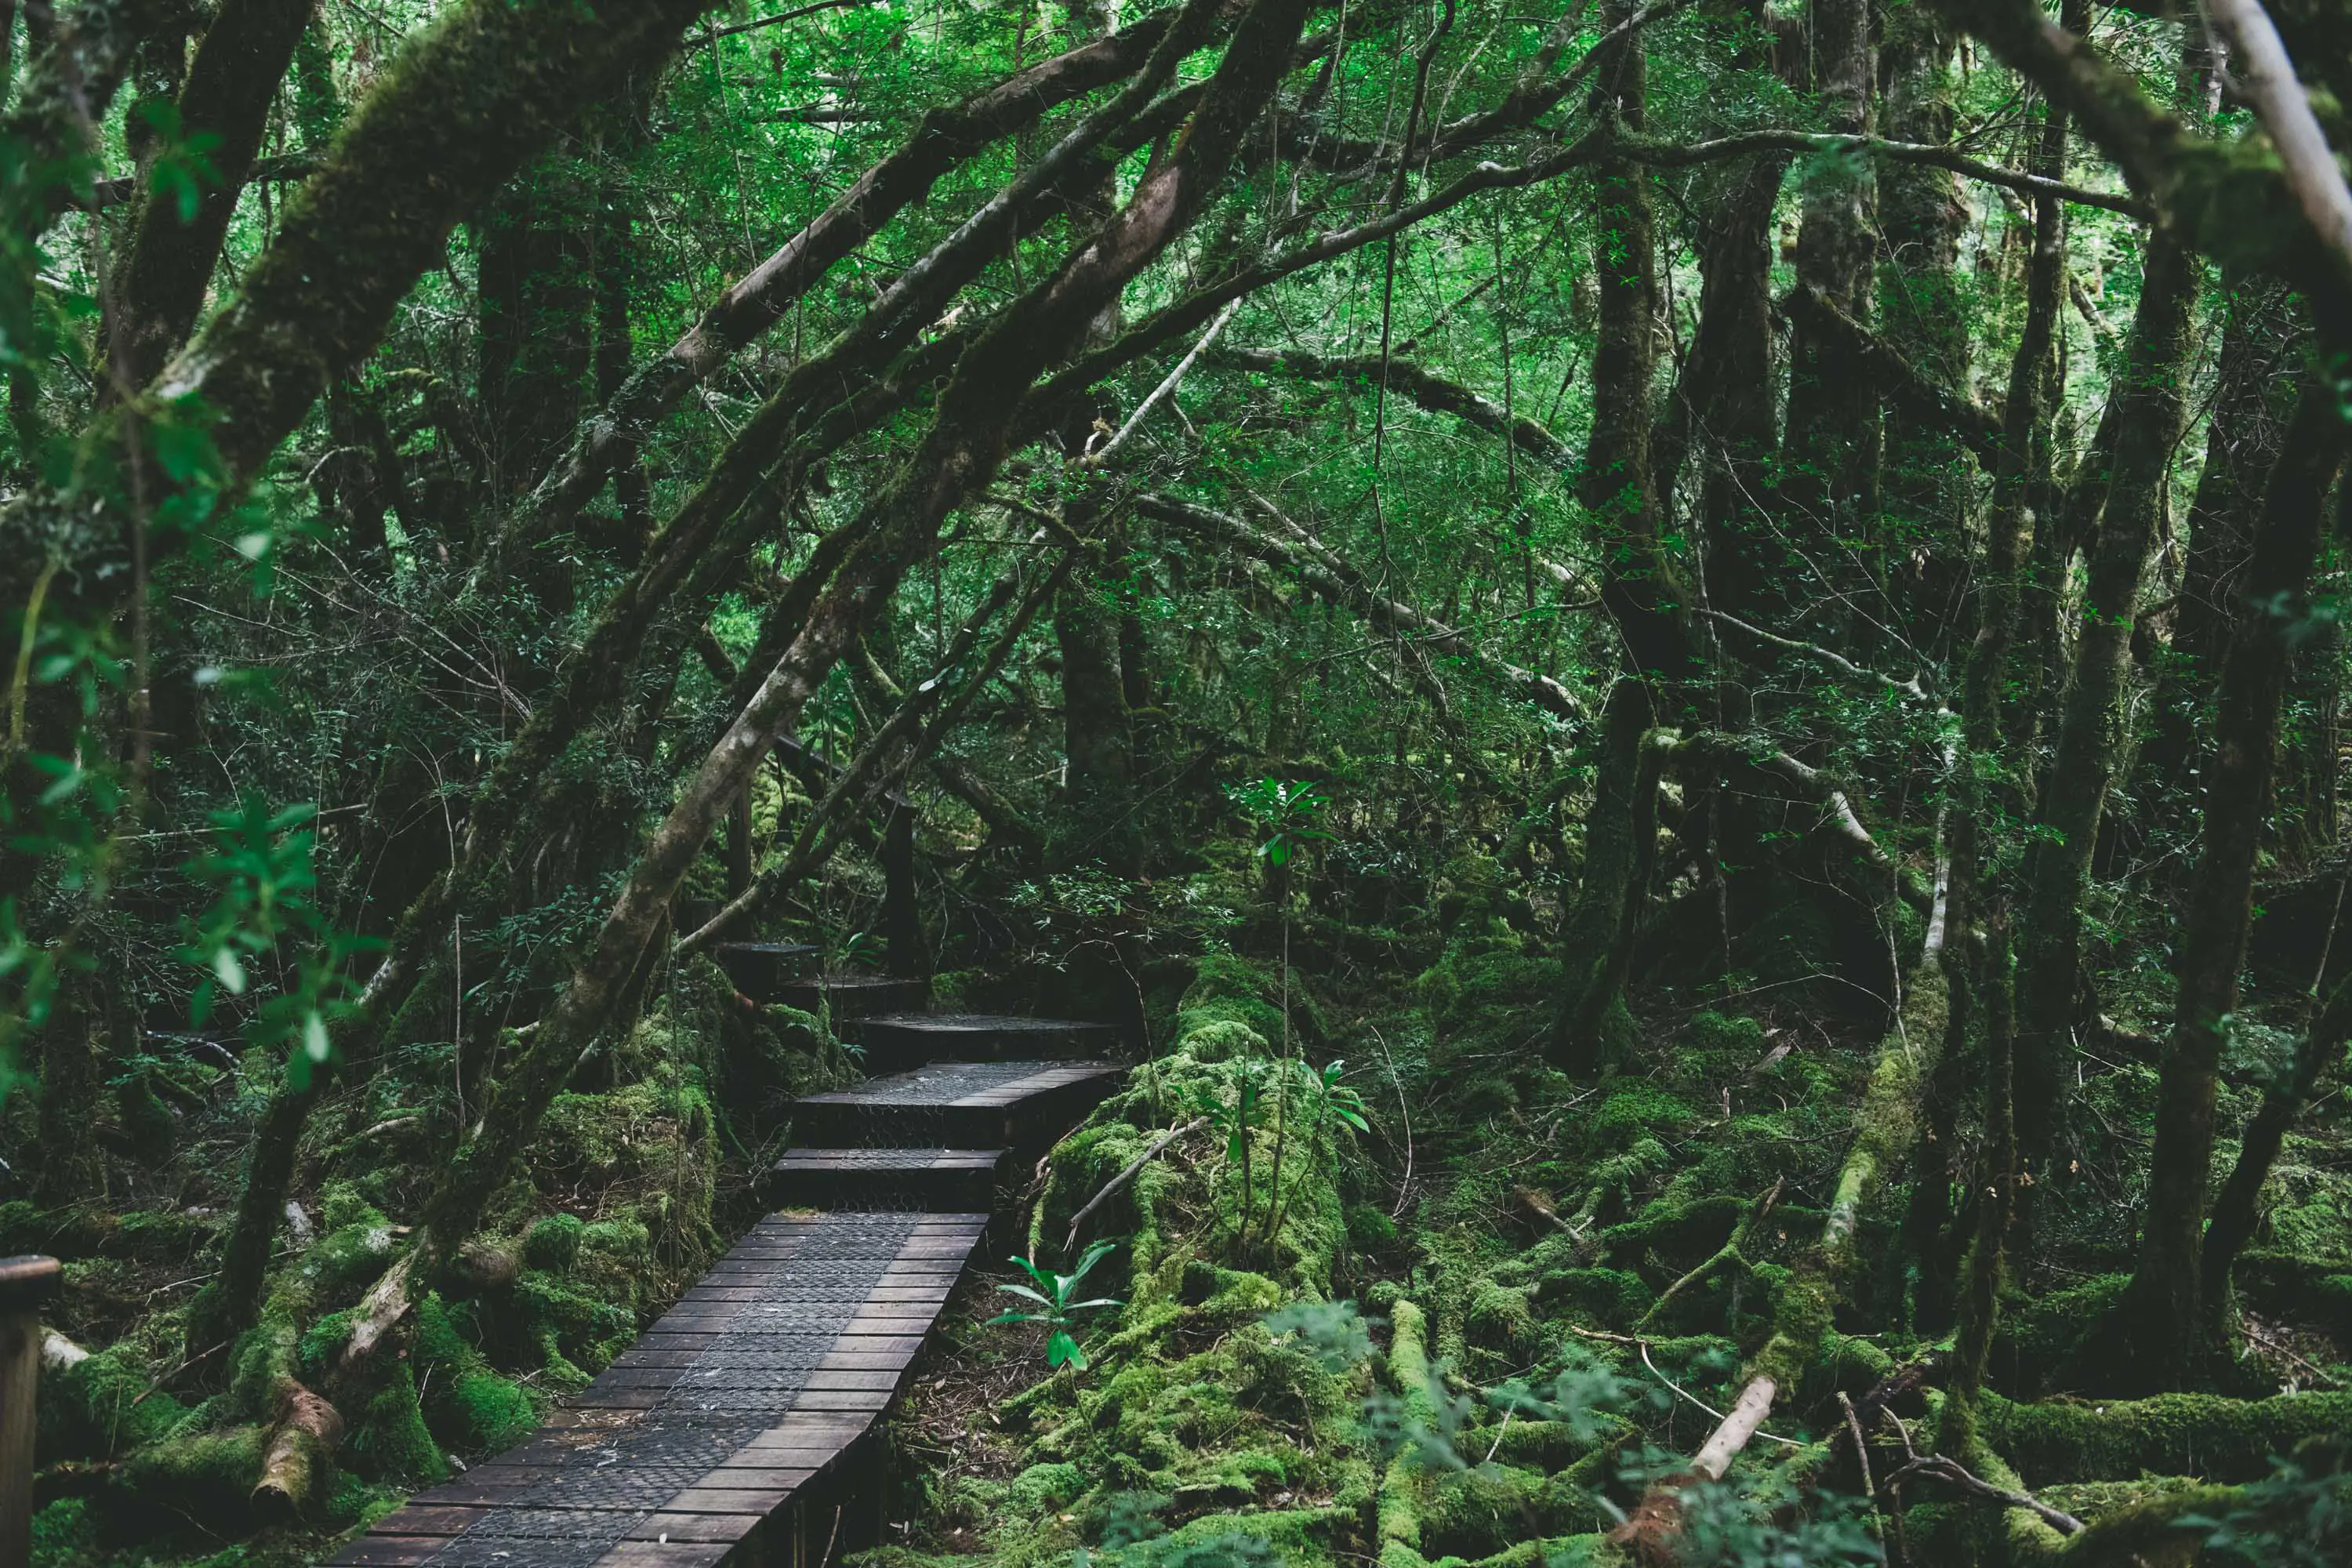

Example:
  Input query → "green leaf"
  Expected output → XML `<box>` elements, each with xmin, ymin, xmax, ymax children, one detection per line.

<box><xmin>1047</xmin><ymin>1330</ymin><xmax>1085</xmax><ymax>1370</ymax></box>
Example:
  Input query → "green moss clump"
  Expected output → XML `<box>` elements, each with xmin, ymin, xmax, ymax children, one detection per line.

<box><xmin>37</xmin><ymin>1341</ymin><xmax>190</xmax><ymax>1462</ymax></box>
<box><xmin>1585</xmin><ymin>1083</ymin><xmax>1697</xmax><ymax>1149</ymax></box>
<box><xmin>298</xmin><ymin>1197</ymin><xmax>400</xmax><ymax>1297</ymax></box>
<box><xmin>296</xmin><ymin>1309</ymin><xmax>356</xmax><ymax>1381</ymax></box>
<box><xmin>1007</xmin><ymin>1461</ymin><xmax>1087</xmax><ymax>1513</ymax></box>
<box><xmin>523</xmin><ymin>1211</ymin><xmax>586</xmax><ymax>1272</ymax></box>
<box><xmin>1347</xmin><ymin>1203</ymin><xmax>1399</xmax><ymax>1253</ymax></box>
<box><xmin>109</xmin><ymin>1427</ymin><xmax>270</xmax><ymax>1531</ymax></box>
<box><xmin>343</xmin><ymin>1361</ymin><xmax>447</xmax><ymax>1486</ymax></box>
<box><xmin>441</xmin><ymin>1371</ymin><xmax>537</xmax><ymax>1454</ymax></box>
<box><xmin>1535</xmin><ymin>1268</ymin><xmax>1655</xmax><ymax>1327</ymax></box>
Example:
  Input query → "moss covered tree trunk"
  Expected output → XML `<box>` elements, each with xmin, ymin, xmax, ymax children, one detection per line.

<box><xmin>2010</xmin><ymin>228</ymin><xmax>2196</xmax><ymax>1196</ymax></box>
<box><xmin>1875</xmin><ymin>8</ymin><xmax>1970</xmax><ymax>638</ymax></box>
<box><xmin>478</xmin><ymin>149</ymin><xmax>597</xmax><ymax>498</ymax></box>
<box><xmin>1054</xmin><ymin>567</ymin><xmax>1138</xmax><ymax>877</ymax></box>
<box><xmin>2123</xmin><ymin>381</ymin><xmax>2346</xmax><ymax>1377</ymax></box>
<box><xmin>1775</xmin><ymin>0</ymin><xmax>1876</xmax><ymax>648</ymax></box>
<box><xmin>1938</xmin><ymin>11</ymin><xmax>2075</xmax><ymax>1417</ymax></box>
<box><xmin>1549</xmin><ymin>678</ymin><xmax>1662</xmax><ymax>1075</ymax></box>
<box><xmin>2139</xmin><ymin>275</ymin><xmax>2303</xmax><ymax>820</ymax></box>
<box><xmin>172</xmin><ymin>0</ymin><xmax>724</xmax><ymax>1355</ymax></box>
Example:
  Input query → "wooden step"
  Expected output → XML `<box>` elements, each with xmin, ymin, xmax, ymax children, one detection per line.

<box><xmin>331</xmin><ymin>1211</ymin><xmax>985</xmax><ymax>1568</ymax></box>
<box><xmin>851</xmin><ymin>1011</ymin><xmax>1121</xmax><ymax>1072</ymax></box>
<box><xmin>774</xmin><ymin>973</ymin><xmax>931</xmax><ymax>1022</ymax></box>
<box><xmin>767</xmin><ymin>1147</ymin><xmax>1004</xmax><ymax>1212</ymax></box>
<box><xmin>713</xmin><ymin>941</ymin><xmax>821</xmax><ymax>1000</ymax></box>
<box><xmin>790</xmin><ymin>1060</ymin><xmax>1122</xmax><ymax>1150</ymax></box>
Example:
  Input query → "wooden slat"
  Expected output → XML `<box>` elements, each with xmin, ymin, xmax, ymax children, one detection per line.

<box><xmin>590</xmin><ymin>1543</ymin><xmax>734</xmax><ymax>1568</ymax></box>
<box><xmin>626</xmin><ymin>1513</ymin><xmax>762</xmax><ymax>1544</ymax></box>
<box><xmin>327</xmin><ymin>1534</ymin><xmax>452</xmax><ymax>1565</ymax></box>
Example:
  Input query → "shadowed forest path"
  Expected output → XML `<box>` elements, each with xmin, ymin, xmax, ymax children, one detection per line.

<box><xmin>329</xmin><ymin>953</ymin><xmax>1120</xmax><ymax>1568</ymax></box>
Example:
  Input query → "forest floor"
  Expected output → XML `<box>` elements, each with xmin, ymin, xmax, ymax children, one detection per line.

<box><xmin>23</xmin><ymin>937</ymin><xmax>2352</xmax><ymax>1568</ymax></box>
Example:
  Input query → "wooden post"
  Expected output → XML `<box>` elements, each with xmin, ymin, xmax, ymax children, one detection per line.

<box><xmin>883</xmin><ymin>804</ymin><xmax>924</xmax><ymax>978</ymax></box>
<box><xmin>727</xmin><ymin>776</ymin><xmax>754</xmax><ymax>900</ymax></box>
<box><xmin>0</xmin><ymin>1255</ymin><xmax>61</xmax><ymax>1568</ymax></box>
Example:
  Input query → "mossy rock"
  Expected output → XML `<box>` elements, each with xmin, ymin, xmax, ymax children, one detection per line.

<box><xmin>432</xmin><ymin>1370</ymin><xmax>538</xmax><ymax>1454</ymax></box>
<box><xmin>1993</xmin><ymin>1272</ymin><xmax>2130</xmax><ymax>1395</ymax></box>
<box><xmin>1007</xmin><ymin>1461</ymin><xmax>1087</xmax><ymax>1513</ymax></box>
<box><xmin>1347</xmin><ymin>1202</ymin><xmax>1399</xmax><ymax>1254</ymax></box>
<box><xmin>1584</xmin><ymin>1084</ymin><xmax>1698</xmax><ymax>1150</ymax></box>
<box><xmin>298</xmin><ymin>1207</ymin><xmax>401</xmax><ymax>1298</ymax></box>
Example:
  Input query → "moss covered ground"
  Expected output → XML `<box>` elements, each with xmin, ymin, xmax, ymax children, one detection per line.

<box><xmin>20</xmin><ymin>901</ymin><xmax>2352</xmax><ymax>1568</ymax></box>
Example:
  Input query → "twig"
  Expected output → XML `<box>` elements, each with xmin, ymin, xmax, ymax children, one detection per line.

<box><xmin>1635</xmin><ymin>1176</ymin><xmax>1782</xmax><ymax>1330</ymax></box>
<box><xmin>1640</xmin><ymin>1342</ymin><xmax>1803</xmax><ymax>1447</ymax></box>
<box><xmin>1064</xmin><ymin>1117</ymin><xmax>1208</xmax><ymax>1252</ymax></box>
<box><xmin>132</xmin><ymin>1341</ymin><xmax>228</xmax><ymax>1405</ymax></box>
<box><xmin>1837</xmin><ymin>1391</ymin><xmax>1876</xmax><ymax>1505</ymax></box>
<box><xmin>1483</xmin><ymin>1406</ymin><xmax>1515</xmax><ymax>1465</ymax></box>
<box><xmin>1369</xmin><ymin>1023</ymin><xmax>1415</xmax><ymax>1218</ymax></box>
<box><xmin>1085</xmin><ymin>299</ymin><xmax>1240</xmax><ymax>467</ymax></box>
<box><xmin>688</xmin><ymin>0</ymin><xmax>875</xmax><ymax>46</ymax></box>
<box><xmin>1698</xmin><ymin>608</ymin><xmax>1932</xmax><ymax>701</ymax></box>
<box><xmin>1886</xmin><ymin>1453</ymin><xmax>2084</xmax><ymax>1535</ymax></box>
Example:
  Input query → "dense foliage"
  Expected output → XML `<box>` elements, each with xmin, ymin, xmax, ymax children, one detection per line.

<box><xmin>4</xmin><ymin>0</ymin><xmax>2351</xmax><ymax>1565</ymax></box>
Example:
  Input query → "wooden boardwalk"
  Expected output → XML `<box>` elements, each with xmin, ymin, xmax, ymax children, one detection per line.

<box><xmin>335</xmin><ymin>1212</ymin><xmax>985</xmax><ymax>1568</ymax></box>
<box><xmin>328</xmin><ymin>1000</ymin><xmax>1123</xmax><ymax>1568</ymax></box>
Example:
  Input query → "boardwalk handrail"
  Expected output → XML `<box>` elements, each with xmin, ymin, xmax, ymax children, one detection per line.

<box><xmin>0</xmin><ymin>1255</ymin><xmax>61</xmax><ymax>1568</ymax></box>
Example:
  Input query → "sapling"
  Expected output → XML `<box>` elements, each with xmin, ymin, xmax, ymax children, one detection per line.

<box><xmin>989</xmin><ymin>1240</ymin><xmax>1123</xmax><ymax>1370</ymax></box>
<box><xmin>1223</xmin><ymin>779</ymin><xmax>1330</xmax><ymax>1254</ymax></box>
<box><xmin>1183</xmin><ymin>1056</ymin><xmax>1276</xmax><ymax>1239</ymax></box>
<box><xmin>1259</xmin><ymin>1058</ymin><xmax>1371</xmax><ymax>1243</ymax></box>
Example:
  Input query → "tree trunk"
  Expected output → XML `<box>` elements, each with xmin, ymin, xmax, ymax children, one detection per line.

<box><xmin>2200</xmin><ymin>970</ymin><xmax>2352</xmax><ymax>1321</ymax></box>
<box><xmin>1580</xmin><ymin>0</ymin><xmax>1682</xmax><ymax>686</ymax></box>
<box><xmin>0</xmin><ymin>0</ymin><xmax>724</xmax><ymax>622</ymax></box>
<box><xmin>1054</xmin><ymin>562</ymin><xmax>1138</xmax><ymax>876</ymax></box>
<box><xmin>1875</xmin><ymin>7</ymin><xmax>1971</xmax><ymax>640</ymax></box>
<box><xmin>478</xmin><ymin>150</ymin><xmax>597</xmax><ymax>497</ymax></box>
<box><xmin>2124</xmin><ymin>381</ymin><xmax>2346</xmax><ymax>1377</ymax></box>
<box><xmin>2139</xmin><ymin>276</ymin><xmax>2303</xmax><ymax>818</ymax></box>
<box><xmin>186</xmin><ymin>1067</ymin><xmax>325</xmax><ymax>1359</ymax></box>
<box><xmin>1776</xmin><ymin>0</ymin><xmax>1877</xmax><ymax>646</ymax></box>
<box><xmin>1678</xmin><ymin>154</ymin><xmax>1788</xmax><ymax>646</ymax></box>
<box><xmin>1548</xmin><ymin>679</ymin><xmax>1661</xmax><ymax>1074</ymax></box>
<box><xmin>2011</xmin><ymin>229</ymin><xmax>2197</xmax><ymax>1194</ymax></box>
<box><xmin>108</xmin><ymin>0</ymin><xmax>314</xmax><ymax>392</ymax></box>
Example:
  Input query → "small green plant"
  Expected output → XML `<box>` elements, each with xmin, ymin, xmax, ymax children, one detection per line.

<box><xmin>1182</xmin><ymin>1057</ymin><xmax>1276</xmax><ymax>1240</ymax></box>
<box><xmin>990</xmin><ymin>1240</ymin><xmax>1123</xmax><ymax>1370</ymax></box>
<box><xmin>1225</xmin><ymin>777</ymin><xmax>1331</xmax><ymax>873</ymax></box>
<box><xmin>1294</xmin><ymin>1058</ymin><xmax>1370</xmax><ymax>1133</ymax></box>
<box><xmin>1222</xmin><ymin>780</ymin><xmax>1333</xmax><ymax>1258</ymax></box>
